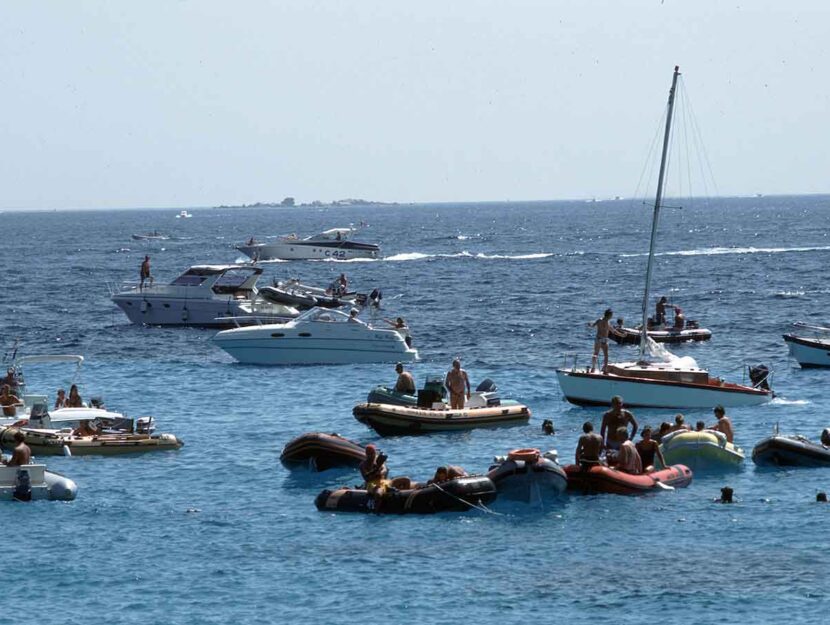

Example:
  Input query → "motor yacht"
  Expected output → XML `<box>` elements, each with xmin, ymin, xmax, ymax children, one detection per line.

<box><xmin>212</xmin><ymin>307</ymin><xmax>418</xmax><ymax>365</ymax></box>
<box><xmin>236</xmin><ymin>228</ymin><xmax>380</xmax><ymax>261</ymax></box>
<box><xmin>109</xmin><ymin>264</ymin><xmax>299</xmax><ymax>327</ymax></box>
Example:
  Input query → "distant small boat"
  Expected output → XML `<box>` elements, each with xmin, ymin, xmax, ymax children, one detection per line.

<box><xmin>175</xmin><ymin>210</ymin><xmax>192</xmax><ymax>219</ymax></box>
<box><xmin>131</xmin><ymin>230</ymin><xmax>169</xmax><ymax>241</ymax></box>
<box><xmin>784</xmin><ymin>323</ymin><xmax>830</xmax><ymax>368</ymax></box>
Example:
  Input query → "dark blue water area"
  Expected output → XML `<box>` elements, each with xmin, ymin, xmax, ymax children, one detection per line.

<box><xmin>2</xmin><ymin>196</ymin><xmax>830</xmax><ymax>624</ymax></box>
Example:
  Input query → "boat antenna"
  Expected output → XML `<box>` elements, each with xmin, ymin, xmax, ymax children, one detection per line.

<box><xmin>639</xmin><ymin>65</ymin><xmax>681</xmax><ymax>362</ymax></box>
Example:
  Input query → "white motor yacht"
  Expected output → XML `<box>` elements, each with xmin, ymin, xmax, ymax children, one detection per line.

<box><xmin>236</xmin><ymin>228</ymin><xmax>380</xmax><ymax>261</ymax></box>
<box><xmin>109</xmin><ymin>264</ymin><xmax>299</xmax><ymax>327</ymax></box>
<box><xmin>176</xmin><ymin>210</ymin><xmax>192</xmax><ymax>219</ymax></box>
<box><xmin>212</xmin><ymin>307</ymin><xmax>418</xmax><ymax>365</ymax></box>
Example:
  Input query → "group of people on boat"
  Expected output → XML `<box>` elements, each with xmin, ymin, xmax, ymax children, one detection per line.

<box><xmin>358</xmin><ymin>443</ymin><xmax>467</xmax><ymax>507</ymax></box>
<box><xmin>575</xmin><ymin>395</ymin><xmax>736</xmax><ymax>474</ymax></box>
<box><xmin>390</xmin><ymin>359</ymin><xmax>471</xmax><ymax>408</ymax></box>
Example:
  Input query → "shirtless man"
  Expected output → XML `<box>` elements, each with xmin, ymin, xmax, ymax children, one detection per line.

<box><xmin>588</xmin><ymin>308</ymin><xmax>621</xmax><ymax>374</ymax></box>
<box><xmin>670</xmin><ymin>414</ymin><xmax>690</xmax><ymax>432</ymax></box>
<box><xmin>393</xmin><ymin>363</ymin><xmax>416</xmax><ymax>394</ymax></box>
<box><xmin>613</xmin><ymin>428</ymin><xmax>643</xmax><ymax>474</ymax></box>
<box><xmin>635</xmin><ymin>426</ymin><xmax>666</xmax><ymax>472</ymax></box>
<box><xmin>140</xmin><ymin>255</ymin><xmax>152</xmax><ymax>289</ymax></box>
<box><xmin>600</xmin><ymin>395</ymin><xmax>638</xmax><ymax>451</ymax></box>
<box><xmin>444</xmin><ymin>359</ymin><xmax>470</xmax><ymax>409</ymax></box>
<box><xmin>575</xmin><ymin>421</ymin><xmax>603</xmax><ymax>469</ymax></box>
<box><xmin>3</xmin><ymin>431</ymin><xmax>31</xmax><ymax>467</ymax></box>
<box><xmin>0</xmin><ymin>384</ymin><xmax>23</xmax><ymax>418</ymax></box>
<box><xmin>710</xmin><ymin>405</ymin><xmax>734</xmax><ymax>443</ymax></box>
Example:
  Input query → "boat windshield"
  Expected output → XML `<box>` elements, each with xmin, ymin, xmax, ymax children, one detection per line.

<box><xmin>298</xmin><ymin>308</ymin><xmax>350</xmax><ymax>323</ymax></box>
<box><xmin>171</xmin><ymin>272</ymin><xmax>209</xmax><ymax>286</ymax></box>
<box><xmin>306</xmin><ymin>228</ymin><xmax>354</xmax><ymax>241</ymax></box>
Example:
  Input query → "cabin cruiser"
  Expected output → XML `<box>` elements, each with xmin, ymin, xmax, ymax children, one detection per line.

<box><xmin>236</xmin><ymin>228</ymin><xmax>381</xmax><ymax>261</ymax></box>
<box><xmin>109</xmin><ymin>264</ymin><xmax>299</xmax><ymax>327</ymax></box>
<box><xmin>784</xmin><ymin>323</ymin><xmax>830</xmax><ymax>368</ymax></box>
<box><xmin>212</xmin><ymin>307</ymin><xmax>418</xmax><ymax>365</ymax></box>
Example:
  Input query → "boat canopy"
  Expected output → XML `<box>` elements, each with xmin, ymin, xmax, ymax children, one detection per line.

<box><xmin>171</xmin><ymin>265</ymin><xmax>262</xmax><ymax>287</ymax></box>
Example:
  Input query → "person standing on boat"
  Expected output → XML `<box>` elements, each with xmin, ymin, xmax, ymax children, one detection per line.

<box><xmin>709</xmin><ymin>405</ymin><xmax>734</xmax><ymax>443</ymax></box>
<box><xmin>393</xmin><ymin>363</ymin><xmax>416</xmax><ymax>395</ymax></box>
<box><xmin>445</xmin><ymin>359</ymin><xmax>471</xmax><ymax>409</ymax></box>
<box><xmin>655</xmin><ymin>296</ymin><xmax>673</xmax><ymax>326</ymax></box>
<box><xmin>588</xmin><ymin>309</ymin><xmax>622</xmax><ymax>374</ymax></box>
<box><xmin>140</xmin><ymin>255</ymin><xmax>152</xmax><ymax>290</ymax></box>
<box><xmin>600</xmin><ymin>396</ymin><xmax>638</xmax><ymax>451</ymax></box>
<box><xmin>575</xmin><ymin>421</ymin><xmax>603</xmax><ymax>469</ymax></box>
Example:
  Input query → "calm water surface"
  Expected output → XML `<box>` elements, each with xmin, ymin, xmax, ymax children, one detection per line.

<box><xmin>1</xmin><ymin>197</ymin><xmax>830</xmax><ymax>624</ymax></box>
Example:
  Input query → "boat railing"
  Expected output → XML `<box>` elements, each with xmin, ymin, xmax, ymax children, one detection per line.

<box><xmin>214</xmin><ymin>314</ymin><xmax>293</xmax><ymax>328</ymax></box>
<box><xmin>560</xmin><ymin>352</ymin><xmax>596</xmax><ymax>372</ymax></box>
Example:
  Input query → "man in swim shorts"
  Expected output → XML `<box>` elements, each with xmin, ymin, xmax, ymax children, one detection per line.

<box><xmin>393</xmin><ymin>363</ymin><xmax>416</xmax><ymax>394</ymax></box>
<box><xmin>709</xmin><ymin>405</ymin><xmax>734</xmax><ymax>443</ymax></box>
<box><xmin>588</xmin><ymin>308</ymin><xmax>621</xmax><ymax>374</ymax></box>
<box><xmin>575</xmin><ymin>421</ymin><xmax>603</xmax><ymax>470</ymax></box>
<box><xmin>444</xmin><ymin>359</ymin><xmax>470</xmax><ymax>409</ymax></box>
<box><xmin>600</xmin><ymin>395</ymin><xmax>638</xmax><ymax>451</ymax></box>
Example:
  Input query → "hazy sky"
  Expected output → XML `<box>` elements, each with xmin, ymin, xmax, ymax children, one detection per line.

<box><xmin>1</xmin><ymin>1</ymin><xmax>828</xmax><ymax>210</ymax></box>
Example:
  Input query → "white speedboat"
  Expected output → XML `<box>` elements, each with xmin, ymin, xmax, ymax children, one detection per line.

<box><xmin>131</xmin><ymin>230</ymin><xmax>169</xmax><ymax>241</ymax></box>
<box><xmin>236</xmin><ymin>228</ymin><xmax>380</xmax><ymax>261</ymax></box>
<box><xmin>556</xmin><ymin>66</ymin><xmax>772</xmax><ymax>409</ymax></box>
<box><xmin>784</xmin><ymin>324</ymin><xmax>830</xmax><ymax>368</ymax></box>
<box><xmin>175</xmin><ymin>210</ymin><xmax>192</xmax><ymax>219</ymax></box>
<box><xmin>109</xmin><ymin>264</ymin><xmax>299</xmax><ymax>327</ymax></box>
<box><xmin>212</xmin><ymin>307</ymin><xmax>418</xmax><ymax>365</ymax></box>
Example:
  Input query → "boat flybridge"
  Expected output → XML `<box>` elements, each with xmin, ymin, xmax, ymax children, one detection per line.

<box><xmin>109</xmin><ymin>264</ymin><xmax>299</xmax><ymax>327</ymax></box>
<box><xmin>212</xmin><ymin>307</ymin><xmax>418</xmax><ymax>365</ymax></box>
<box><xmin>556</xmin><ymin>66</ymin><xmax>772</xmax><ymax>409</ymax></box>
<box><xmin>236</xmin><ymin>228</ymin><xmax>381</xmax><ymax>261</ymax></box>
<box><xmin>784</xmin><ymin>323</ymin><xmax>830</xmax><ymax>368</ymax></box>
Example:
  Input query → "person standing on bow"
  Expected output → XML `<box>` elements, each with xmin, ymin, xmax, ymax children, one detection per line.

<box><xmin>140</xmin><ymin>255</ymin><xmax>152</xmax><ymax>290</ymax></box>
<box><xmin>588</xmin><ymin>308</ymin><xmax>622</xmax><ymax>374</ymax></box>
<box><xmin>444</xmin><ymin>359</ymin><xmax>470</xmax><ymax>409</ymax></box>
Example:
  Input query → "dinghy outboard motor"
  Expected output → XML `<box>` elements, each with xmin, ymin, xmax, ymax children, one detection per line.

<box><xmin>475</xmin><ymin>379</ymin><xmax>497</xmax><ymax>393</ymax></box>
<box><xmin>368</xmin><ymin>289</ymin><xmax>382</xmax><ymax>309</ymax></box>
<box><xmin>28</xmin><ymin>403</ymin><xmax>51</xmax><ymax>429</ymax></box>
<box><xmin>14</xmin><ymin>469</ymin><xmax>32</xmax><ymax>502</ymax></box>
<box><xmin>821</xmin><ymin>428</ymin><xmax>830</xmax><ymax>447</ymax></box>
<box><xmin>748</xmin><ymin>364</ymin><xmax>771</xmax><ymax>391</ymax></box>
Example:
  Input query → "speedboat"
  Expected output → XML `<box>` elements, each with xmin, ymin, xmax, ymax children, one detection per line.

<box><xmin>752</xmin><ymin>427</ymin><xmax>830</xmax><ymax>467</ymax></box>
<box><xmin>784</xmin><ymin>323</ymin><xmax>830</xmax><ymax>368</ymax></box>
<box><xmin>109</xmin><ymin>264</ymin><xmax>299</xmax><ymax>327</ymax></box>
<box><xmin>236</xmin><ymin>228</ymin><xmax>380</xmax><ymax>261</ymax></box>
<box><xmin>131</xmin><ymin>230</ymin><xmax>169</xmax><ymax>241</ymax></box>
<box><xmin>212</xmin><ymin>307</ymin><xmax>418</xmax><ymax>365</ymax></box>
<box><xmin>175</xmin><ymin>210</ymin><xmax>192</xmax><ymax>219</ymax></box>
<box><xmin>315</xmin><ymin>475</ymin><xmax>497</xmax><ymax>514</ymax></box>
<box><xmin>488</xmin><ymin>449</ymin><xmax>567</xmax><ymax>502</ymax></box>
<box><xmin>556</xmin><ymin>67</ymin><xmax>772</xmax><ymax>409</ymax></box>
<box><xmin>610</xmin><ymin>322</ymin><xmax>712</xmax><ymax>345</ymax></box>
<box><xmin>0</xmin><ymin>464</ymin><xmax>77</xmax><ymax>501</ymax></box>
<box><xmin>659</xmin><ymin>430</ymin><xmax>745</xmax><ymax>471</ymax></box>
<box><xmin>353</xmin><ymin>402</ymin><xmax>531</xmax><ymax>436</ymax></box>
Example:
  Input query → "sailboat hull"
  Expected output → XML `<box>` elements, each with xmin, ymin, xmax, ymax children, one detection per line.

<box><xmin>556</xmin><ymin>369</ymin><xmax>770</xmax><ymax>409</ymax></box>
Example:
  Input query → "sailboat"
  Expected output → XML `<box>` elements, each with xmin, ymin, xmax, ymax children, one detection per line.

<box><xmin>556</xmin><ymin>66</ymin><xmax>772</xmax><ymax>409</ymax></box>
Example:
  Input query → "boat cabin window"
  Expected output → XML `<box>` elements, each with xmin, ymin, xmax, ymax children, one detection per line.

<box><xmin>171</xmin><ymin>271</ymin><xmax>209</xmax><ymax>287</ymax></box>
<box><xmin>212</xmin><ymin>269</ymin><xmax>255</xmax><ymax>295</ymax></box>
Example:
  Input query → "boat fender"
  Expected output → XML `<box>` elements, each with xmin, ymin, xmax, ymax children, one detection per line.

<box><xmin>181</xmin><ymin>307</ymin><xmax>189</xmax><ymax>321</ymax></box>
<box><xmin>140</xmin><ymin>300</ymin><xmax>150</xmax><ymax>313</ymax></box>
<box><xmin>508</xmin><ymin>448</ymin><xmax>540</xmax><ymax>463</ymax></box>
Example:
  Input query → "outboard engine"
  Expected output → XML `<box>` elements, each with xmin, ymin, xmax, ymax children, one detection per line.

<box><xmin>90</xmin><ymin>397</ymin><xmax>106</xmax><ymax>409</ymax></box>
<box><xmin>368</xmin><ymin>289</ymin><xmax>382</xmax><ymax>308</ymax></box>
<box><xmin>475</xmin><ymin>378</ymin><xmax>497</xmax><ymax>393</ymax></box>
<box><xmin>28</xmin><ymin>403</ymin><xmax>51</xmax><ymax>429</ymax></box>
<box><xmin>748</xmin><ymin>364</ymin><xmax>771</xmax><ymax>391</ymax></box>
<box><xmin>821</xmin><ymin>428</ymin><xmax>830</xmax><ymax>447</ymax></box>
<box><xmin>136</xmin><ymin>416</ymin><xmax>155</xmax><ymax>435</ymax></box>
<box><xmin>14</xmin><ymin>469</ymin><xmax>32</xmax><ymax>502</ymax></box>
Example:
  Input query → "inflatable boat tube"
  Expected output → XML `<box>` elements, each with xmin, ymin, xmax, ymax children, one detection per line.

<box><xmin>564</xmin><ymin>463</ymin><xmax>692</xmax><ymax>495</ymax></box>
<box><xmin>659</xmin><ymin>430</ymin><xmax>744</xmax><ymax>471</ymax></box>
<box><xmin>353</xmin><ymin>402</ymin><xmax>531</xmax><ymax>436</ymax></box>
<box><xmin>752</xmin><ymin>434</ymin><xmax>830</xmax><ymax>467</ymax></box>
<box><xmin>488</xmin><ymin>452</ymin><xmax>567</xmax><ymax>501</ymax></box>
<box><xmin>280</xmin><ymin>432</ymin><xmax>366</xmax><ymax>471</ymax></box>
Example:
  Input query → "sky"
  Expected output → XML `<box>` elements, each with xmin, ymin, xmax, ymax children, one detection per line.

<box><xmin>1</xmin><ymin>1</ymin><xmax>828</xmax><ymax>210</ymax></box>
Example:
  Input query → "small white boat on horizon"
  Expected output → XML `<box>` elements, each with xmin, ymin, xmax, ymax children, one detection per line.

<box><xmin>176</xmin><ymin>210</ymin><xmax>192</xmax><ymax>219</ymax></box>
<box><xmin>236</xmin><ymin>228</ymin><xmax>380</xmax><ymax>261</ymax></box>
<box><xmin>131</xmin><ymin>230</ymin><xmax>169</xmax><ymax>241</ymax></box>
<box><xmin>212</xmin><ymin>307</ymin><xmax>418</xmax><ymax>365</ymax></box>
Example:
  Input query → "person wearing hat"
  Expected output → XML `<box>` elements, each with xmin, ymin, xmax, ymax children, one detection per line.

<box><xmin>393</xmin><ymin>363</ymin><xmax>416</xmax><ymax>395</ymax></box>
<box><xmin>444</xmin><ymin>359</ymin><xmax>470</xmax><ymax>409</ymax></box>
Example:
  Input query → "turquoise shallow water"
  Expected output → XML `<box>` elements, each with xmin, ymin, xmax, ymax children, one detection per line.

<box><xmin>2</xmin><ymin>197</ymin><xmax>830</xmax><ymax>624</ymax></box>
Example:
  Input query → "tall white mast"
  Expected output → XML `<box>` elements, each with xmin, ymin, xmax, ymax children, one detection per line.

<box><xmin>639</xmin><ymin>65</ymin><xmax>681</xmax><ymax>362</ymax></box>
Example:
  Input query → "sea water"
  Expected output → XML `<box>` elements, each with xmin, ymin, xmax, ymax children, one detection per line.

<box><xmin>1</xmin><ymin>197</ymin><xmax>829</xmax><ymax>624</ymax></box>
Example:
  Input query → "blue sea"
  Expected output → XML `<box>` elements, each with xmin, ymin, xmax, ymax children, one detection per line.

<box><xmin>2</xmin><ymin>197</ymin><xmax>830</xmax><ymax>624</ymax></box>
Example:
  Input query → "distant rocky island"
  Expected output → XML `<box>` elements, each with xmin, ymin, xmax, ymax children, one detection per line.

<box><xmin>214</xmin><ymin>197</ymin><xmax>398</xmax><ymax>209</ymax></box>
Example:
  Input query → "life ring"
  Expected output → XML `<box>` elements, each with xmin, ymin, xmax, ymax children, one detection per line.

<box><xmin>508</xmin><ymin>448</ymin><xmax>540</xmax><ymax>463</ymax></box>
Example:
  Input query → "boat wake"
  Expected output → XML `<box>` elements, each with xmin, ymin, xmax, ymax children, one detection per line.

<box><xmin>770</xmin><ymin>397</ymin><xmax>810</xmax><ymax>406</ymax></box>
<box><xmin>621</xmin><ymin>245</ymin><xmax>830</xmax><ymax>258</ymax></box>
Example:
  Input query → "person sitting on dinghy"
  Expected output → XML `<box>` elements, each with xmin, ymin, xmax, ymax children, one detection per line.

<box><xmin>67</xmin><ymin>384</ymin><xmax>84</xmax><ymax>408</ymax></box>
<box><xmin>359</xmin><ymin>445</ymin><xmax>411</xmax><ymax>499</ymax></box>
<box><xmin>393</xmin><ymin>363</ymin><xmax>416</xmax><ymax>395</ymax></box>
<box><xmin>0</xmin><ymin>384</ymin><xmax>23</xmax><ymax>417</ymax></box>
<box><xmin>611</xmin><ymin>428</ymin><xmax>643</xmax><ymax>475</ymax></box>
<box><xmin>73</xmin><ymin>420</ymin><xmax>101</xmax><ymax>437</ymax></box>
<box><xmin>54</xmin><ymin>388</ymin><xmax>68</xmax><ymax>410</ymax></box>
<box><xmin>670</xmin><ymin>414</ymin><xmax>690</xmax><ymax>433</ymax></box>
<box><xmin>672</xmin><ymin>306</ymin><xmax>685</xmax><ymax>329</ymax></box>
<box><xmin>635</xmin><ymin>427</ymin><xmax>666</xmax><ymax>472</ymax></box>
<box><xmin>427</xmin><ymin>465</ymin><xmax>467</xmax><ymax>485</ymax></box>
<box><xmin>575</xmin><ymin>421</ymin><xmax>604</xmax><ymax>470</ymax></box>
